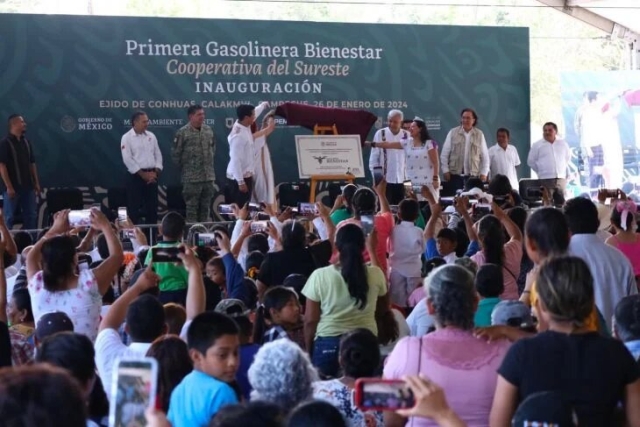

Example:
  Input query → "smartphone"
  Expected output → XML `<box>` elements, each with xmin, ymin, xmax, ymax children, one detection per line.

<box><xmin>69</xmin><ymin>209</ymin><xmax>92</xmax><ymax>228</ymax></box>
<box><xmin>604</xmin><ymin>188</ymin><xmax>619</xmax><ymax>198</ymax></box>
<box><xmin>526</xmin><ymin>187</ymin><xmax>543</xmax><ymax>198</ymax></box>
<box><xmin>117</xmin><ymin>207</ymin><xmax>127</xmax><ymax>224</ymax></box>
<box><xmin>373</xmin><ymin>167</ymin><xmax>384</xmax><ymax>186</ymax></box>
<box><xmin>297</xmin><ymin>202</ymin><xmax>317</xmax><ymax>215</ymax></box>
<box><xmin>354</xmin><ymin>379</ymin><xmax>414</xmax><ymax>411</ymax></box>
<box><xmin>360</xmin><ymin>214</ymin><xmax>374</xmax><ymax>236</ymax></box>
<box><xmin>248</xmin><ymin>203</ymin><xmax>261</xmax><ymax>212</ymax></box>
<box><xmin>412</xmin><ymin>185</ymin><xmax>423</xmax><ymax>195</ymax></box>
<box><xmin>151</xmin><ymin>246</ymin><xmax>184</xmax><ymax>263</ymax></box>
<box><xmin>195</xmin><ymin>232</ymin><xmax>218</xmax><ymax>248</ymax></box>
<box><xmin>122</xmin><ymin>229</ymin><xmax>136</xmax><ymax>239</ymax></box>
<box><xmin>473</xmin><ymin>203</ymin><xmax>492</xmax><ymax>216</ymax></box>
<box><xmin>251</xmin><ymin>221</ymin><xmax>269</xmax><ymax>233</ymax></box>
<box><xmin>390</xmin><ymin>205</ymin><xmax>399</xmax><ymax>214</ymax></box>
<box><xmin>109</xmin><ymin>358</ymin><xmax>158</xmax><ymax>427</ymax></box>
<box><xmin>218</xmin><ymin>204</ymin><xmax>234</xmax><ymax>215</ymax></box>
<box><xmin>403</xmin><ymin>180</ymin><xmax>412</xmax><ymax>195</ymax></box>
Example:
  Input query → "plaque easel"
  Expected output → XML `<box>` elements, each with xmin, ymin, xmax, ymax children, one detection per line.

<box><xmin>309</xmin><ymin>124</ymin><xmax>355</xmax><ymax>202</ymax></box>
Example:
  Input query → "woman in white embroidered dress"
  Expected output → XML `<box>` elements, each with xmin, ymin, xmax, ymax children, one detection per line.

<box><xmin>252</xmin><ymin>109</ymin><xmax>277</xmax><ymax>208</ymax></box>
<box><xmin>26</xmin><ymin>208</ymin><xmax>124</xmax><ymax>341</ymax></box>
<box><xmin>365</xmin><ymin>117</ymin><xmax>440</xmax><ymax>199</ymax></box>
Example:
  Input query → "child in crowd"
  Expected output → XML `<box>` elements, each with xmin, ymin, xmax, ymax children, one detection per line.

<box><xmin>163</xmin><ymin>303</ymin><xmax>187</xmax><ymax>335</ymax></box>
<box><xmin>168</xmin><ymin>312</ymin><xmax>240</xmax><ymax>427</ymax></box>
<box><xmin>424</xmin><ymin>200</ymin><xmax>459</xmax><ymax>264</ymax></box>
<box><xmin>474</xmin><ymin>264</ymin><xmax>505</xmax><ymax>327</ymax></box>
<box><xmin>282</xmin><ymin>274</ymin><xmax>308</xmax><ymax>346</ymax></box>
<box><xmin>144</xmin><ymin>212</ymin><xmax>188</xmax><ymax>305</ymax></box>
<box><xmin>253</xmin><ymin>286</ymin><xmax>303</xmax><ymax>348</ymax></box>
<box><xmin>407</xmin><ymin>257</ymin><xmax>446</xmax><ymax>308</ymax></box>
<box><xmin>388</xmin><ymin>199</ymin><xmax>425</xmax><ymax>308</ymax></box>
<box><xmin>215</xmin><ymin>299</ymin><xmax>260</xmax><ymax>401</ymax></box>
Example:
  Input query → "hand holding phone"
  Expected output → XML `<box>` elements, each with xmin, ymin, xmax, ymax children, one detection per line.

<box><xmin>297</xmin><ymin>202</ymin><xmax>317</xmax><ymax>216</ymax></box>
<box><xmin>151</xmin><ymin>246</ymin><xmax>185</xmax><ymax>263</ymax></box>
<box><xmin>218</xmin><ymin>204</ymin><xmax>234</xmax><ymax>215</ymax></box>
<box><xmin>354</xmin><ymin>379</ymin><xmax>415</xmax><ymax>411</ymax></box>
<box><xmin>360</xmin><ymin>214</ymin><xmax>375</xmax><ymax>236</ymax></box>
<box><xmin>109</xmin><ymin>358</ymin><xmax>158</xmax><ymax>427</ymax></box>
<box><xmin>373</xmin><ymin>167</ymin><xmax>384</xmax><ymax>186</ymax></box>
<box><xmin>69</xmin><ymin>209</ymin><xmax>92</xmax><ymax>228</ymax></box>
<box><xmin>251</xmin><ymin>221</ymin><xmax>269</xmax><ymax>233</ymax></box>
<box><xmin>195</xmin><ymin>233</ymin><xmax>218</xmax><ymax>248</ymax></box>
<box><xmin>117</xmin><ymin>207</ymin><xmax>128</xmax><ymax>225</ymax></box>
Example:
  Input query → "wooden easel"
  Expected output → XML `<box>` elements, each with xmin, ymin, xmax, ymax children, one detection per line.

<box><xmin>309</xmin><ymin>124</ymin><xmax>355</xmax><ymax>202</ymax></box>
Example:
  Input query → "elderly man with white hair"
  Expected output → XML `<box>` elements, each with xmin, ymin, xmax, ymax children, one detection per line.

<box><xmin>369</xmin><ymin>109</ymin><xmax>408</xmax><ymax>205</ymax></box>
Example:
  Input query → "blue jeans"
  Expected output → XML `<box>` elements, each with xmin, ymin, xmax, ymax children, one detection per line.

<box><xmin>312</xmin><ymin>336</ymin><xmax>342</xmax><ymax>378</ymax></box>
<box><xmin>4</xmin><ymin>189</ymin><xmax>36</xmax><ymax>230</ymax></box>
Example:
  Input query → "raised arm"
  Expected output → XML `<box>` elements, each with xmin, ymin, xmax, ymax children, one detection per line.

<box><xmin>252</xmin><ymin>117</ymin><xmax>275</xmax><ymax>140</ymax></box>
<box><xmin>90</xmin><ymin>209</ymin><xmax>125</xmax><ymax>296</ymax></box>
<box><xmin>492</xmin><ymin>202</ymin><xmax>522</xmax><ymax>242</ymax></box>
<box><xmin>99</xmin><ymin>265</ymin><xmax>159</xmax><ymax>332</ymax></box>
<box><xmin>454</xmin><ymin>197</ymin><xmax>478</xmax><ymax>242</ymax></box>
<box><xmin>424</xmin><ymin>194</ymin><xmax>442</xmax><ymax>241</ymax></box>
<box><xmin>374</xmin><ymin>179</ymin><xmax>390</xmax><ymax>214</ymax></box>
<box><xmin>26</xmin><ymin>210</ymin><xmax>71</xmax><ymax>281</ymax></box>
<box><xmin>180</xmin><ymin>244</ymin><xmax>206</xmax><ymax>321</ymax></box>
<box><xmin>0</xmin><ymin>212</ymin><xmax>17</xmax><ymax>261</ymax></box>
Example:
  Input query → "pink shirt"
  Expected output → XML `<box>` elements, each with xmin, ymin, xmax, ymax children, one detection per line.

<box><xmin>331</xmin><ymin>212</ymin><xmax>395</xmax><ymax>275</ymax></box>
<box><xmin>471</xmin><ymin>239</ymin><xmax>522</xmax><ymax>300</ymax></box>
<box><xmin>611</xmin><ymin>234</ymin><xmax>640</xmax><ymax>276</ymax></box>
<box><xmin>408</xmin><ymin>286</ymin><xmax>425</xmax><ymax>307</ymax></box>
<box><xmin>384</xmin><ymin>329</ymin><xmax>510</xmax><ymax>427</ymax></box>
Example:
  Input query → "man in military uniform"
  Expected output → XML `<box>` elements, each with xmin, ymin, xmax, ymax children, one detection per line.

<box><xmin>172</xmin><ymin>105</ymin><xmax>215</xmax><ymax>223</ymax></box>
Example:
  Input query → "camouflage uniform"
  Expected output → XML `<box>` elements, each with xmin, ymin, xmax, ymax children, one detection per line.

<box><xmin>172</xmin><ymin>123</ymin><xmax>215</xmax><ymax>223</ymax></box>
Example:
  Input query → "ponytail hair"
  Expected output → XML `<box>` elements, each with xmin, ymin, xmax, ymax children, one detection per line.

<box><xmin>335</xmin><ymin>224</ymin><xmax>369</xmax><ymax>310</ymax></box>
<box><xmin>252</xmin><ymin>286</ymin><xmax>298</xmax><ymax>344</ymax></box>
<box><xmin>41</xmin><ymin>236</ymin><xmax>77</xmax><ymax>292</ymax></box>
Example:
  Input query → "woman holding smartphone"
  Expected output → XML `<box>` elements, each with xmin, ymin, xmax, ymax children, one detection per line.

<box><xmin>365</xmin><ymin>118</ymin><xmax>440</xmax><ymax>199</ymax></box>
<box><xmin>26</xmin><ymin>209</ymin><xmax>124</xmax><ymax>342</ymax></box>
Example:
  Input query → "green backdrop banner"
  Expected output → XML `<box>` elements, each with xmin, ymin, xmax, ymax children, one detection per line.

<box><xmin>0</xmin><ymin>13</ymin><xmax>529</xmax><ymax>195</ymax></box>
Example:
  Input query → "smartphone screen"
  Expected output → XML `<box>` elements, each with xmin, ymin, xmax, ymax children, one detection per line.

<box><xmin>109</xmin><ymin>358</ymin><xmax>158</xmax><ymax>427</ymax></box>
<box><xmin>403</xmin><ymin>180</ymin><xmax>412</xmax><ymax>196</ymax></box>
<box><xmin>117</xmin><ymin>207</ymin><xmax>127</xmax><ymax>224</ymax></box>
<box><xmin>122</xmin><ymin>229</ymin><xmax>136</xmax><ymax>239</ymax></box>
<box><xmin>297</xmin><ymin>202</ymin><xmax>316</xmax><ymax>215</ymax></box>
<box><xmin>69</xmin><ymin>209</ymin><xmax>92</xmax><ymax>228</ymax></box>
<box><xmin>218</xmin><ymin>204</ymin><xmax>234</xmax><ymax>215</ymax></box>
<box><xmin>355</xmin><ymin>379</ymin><xmax>414</xmax><ymax>411</ymax></box>
<box><xmin>251</xmin><ymin>221</ymin><xmax>269</xmax><ymax>233</ymax></box>
<box><xmin>195</xmin><ymin>232</ymin><xmax>218</xmax><ymax>248</ymax></box>
<box><xmin>151</xmin><ymin>246</ymin><xmax>184</xmax><ymax>263</ymax></box>
<box><xmin>360</xmin><ymin>214</ymin><xmax>374</xmax><ymax>236</ymax></box>
<box><xmin>373</xmin><ymin>167</ymin><xmax>384</xmax><ymax>186</ymax></box>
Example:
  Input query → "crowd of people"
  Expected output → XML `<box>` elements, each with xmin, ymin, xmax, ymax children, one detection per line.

<box><xmin>1</xmin><ymin>107</ymin><xmax>640</xmax><ymax>427</ymax></box>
